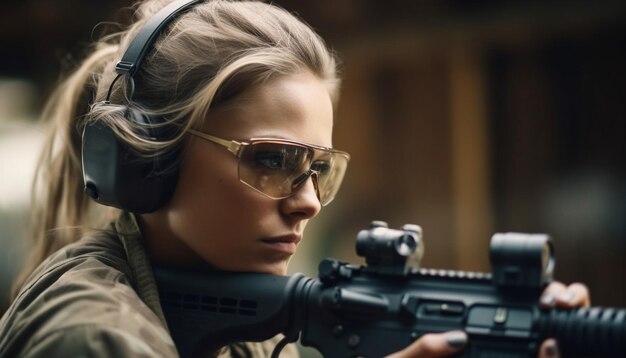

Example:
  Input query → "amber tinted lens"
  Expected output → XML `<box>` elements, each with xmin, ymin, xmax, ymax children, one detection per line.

<box><xmin>237</xmin><ymin>141</ymin><xmax>348</xmax><ymax>205</ymax></box>
<box><xmin>312</xmin><ymin>151</ymin><xmax>349</xmax><ymax>205</ymax></box>
<box><xmin>238</xmin><ymin>142</ymin><xmax>312</xmax><ymax>199</ymax></box>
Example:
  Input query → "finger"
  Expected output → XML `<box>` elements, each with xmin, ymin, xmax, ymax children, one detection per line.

<box><xmin>555</xmin><ymin>282</ymin><xmax>591</xmax><ymax>308</ymax></box>
<box><xmin>537</xmin><ymin>338</ymin><xmax>560</xmax><ymax>358</ymax></box>
<box><xmin>540</xmin><ymin>282</ymin><xmax>568</xmax><ymax>308</ymax></box>
<box><xmin>385</xmin><ymin>331</ymin><xmax>468</xmax><ymax>358</ymax></box>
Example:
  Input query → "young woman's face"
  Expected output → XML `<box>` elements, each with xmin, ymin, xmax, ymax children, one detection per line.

<box><xmin>143</xmin><ymin>71</ymin><xmax>334</xmax><ymax>275</ymax></box>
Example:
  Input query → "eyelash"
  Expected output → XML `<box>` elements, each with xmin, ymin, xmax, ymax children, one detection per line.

<box><xmin>311</xmin><ymin>161</ymin><xmax>331</xmax><ymax>174</ymax></box>
<box><xmin>253</xmin><ymin>152</ymin><xmax>287</xmax><ymax>170</ymax></box>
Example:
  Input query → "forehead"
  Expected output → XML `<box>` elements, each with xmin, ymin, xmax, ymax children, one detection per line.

<box><xmin>204</xmin><ymin>72</ymin><xmax>335</xmax><ymax>147</ymax></box>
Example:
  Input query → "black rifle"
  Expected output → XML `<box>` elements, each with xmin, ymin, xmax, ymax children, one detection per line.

<box><xmin>153</xmin><ymin>221</ymin><xmax>626</xmax><ymax>357</ymax></box>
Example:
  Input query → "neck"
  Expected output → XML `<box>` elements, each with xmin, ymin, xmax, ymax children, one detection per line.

<box><xmin>136</xmin><ymin>212</ymin><xmax>207</xmax><ymax>269</ymax></box>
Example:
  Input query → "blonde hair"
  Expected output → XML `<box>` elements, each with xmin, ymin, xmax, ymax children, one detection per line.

<box><xmin>13</xmin><ymin>0</ymin><xmax>339</xmax><ymax>296</ymax></box>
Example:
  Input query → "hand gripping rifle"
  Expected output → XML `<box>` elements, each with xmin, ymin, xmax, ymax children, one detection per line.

<box><xmin>153</xmin><ymin>221</ymin><xmax>626</xmax><ymax>357</ymax></box>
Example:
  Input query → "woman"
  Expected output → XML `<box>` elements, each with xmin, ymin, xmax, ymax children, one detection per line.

<box><xmin>0</xmin><ymin>0</ymin><xmax>588</xmax><ymax>357</ymax></box>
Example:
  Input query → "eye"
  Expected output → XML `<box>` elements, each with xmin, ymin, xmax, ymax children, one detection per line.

<box><xmin>311</xmin><ymin>160</ymin><xmax>331</xmax><ymax>174</ymax></box>
<box><xmin>253</xmin><ymin>152</ymin><xmax>286</xmax><ymax>170</ymax></box>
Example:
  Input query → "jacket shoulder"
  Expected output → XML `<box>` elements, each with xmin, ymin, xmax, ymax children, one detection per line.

<box><xmin>0</xmin><ymin>231</ymin><xmax>173</xmax><ymax>357</ymax></box>
<box><xmin>21</xmin><ymin>323</ymin><xmax>177</xmax><ymax>357</ymax></box>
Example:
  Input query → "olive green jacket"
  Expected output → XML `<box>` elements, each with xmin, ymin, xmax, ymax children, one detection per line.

<box><xmin>0</xmin><ymin>212</ymin><xmax>298</xmax><ymax>357</ymax></box>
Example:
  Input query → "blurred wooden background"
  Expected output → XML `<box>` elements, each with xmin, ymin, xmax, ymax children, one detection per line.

<box><xmin>1</xmin><ymin>0</ymin><xmax>624</xmax><ymax>318</ymax></box>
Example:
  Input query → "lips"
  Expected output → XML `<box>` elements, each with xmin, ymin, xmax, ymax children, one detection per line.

<box><xmin>260</xmin><ymin>234</ymin><xmax>301</xmax><ymax>255</ymax></box>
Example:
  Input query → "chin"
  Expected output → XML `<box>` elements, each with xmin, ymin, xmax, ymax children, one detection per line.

<box><xmin>213</xmin><ymin>257</ymin><xmax>291</xmax><ymax>276</ymax></box>
<box><xmin>250</xmin><ymin>262</ymin><xmax>290</xmax><ymax>276</ymax></box>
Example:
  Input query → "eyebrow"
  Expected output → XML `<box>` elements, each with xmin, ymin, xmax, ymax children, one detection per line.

<box><xmin>244</xmin><ymin>135</ymin><xmax>333</xmax><ymax>149</ymax></box>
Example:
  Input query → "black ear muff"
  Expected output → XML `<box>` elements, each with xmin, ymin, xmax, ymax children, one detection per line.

<box><xmin>81</xmin><ymin>0</ymin><xmax>200</xmax><ymax>213</ymax></box>
<box><xmin>82</xmin><ymin>104</ymin><xmax>180</xmax><ymax>213</ymax></box>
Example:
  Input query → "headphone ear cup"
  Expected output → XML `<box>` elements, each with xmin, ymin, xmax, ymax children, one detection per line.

<box><xmin>82</xmin><ymin>104</ymin><xmax>180</xmax><ymax>213</ymax></box>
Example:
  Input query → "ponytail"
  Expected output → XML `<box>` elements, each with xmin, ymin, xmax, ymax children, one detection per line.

<box><xmin>11</xmin><ymin>44</ymin><xmax>121</xmax><ymax>298</ymax></box>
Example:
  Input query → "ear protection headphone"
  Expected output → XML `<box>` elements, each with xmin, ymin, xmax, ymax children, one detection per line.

<box><xmin>82</xmin><ymin>0</ymin><xmax>201</xmax><ymax>213</ymax></box>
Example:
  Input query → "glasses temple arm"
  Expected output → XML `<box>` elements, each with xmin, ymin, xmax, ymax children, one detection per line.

<box><xmin>188</xmin><ymin>129</ymin><xmax>242</xmax><ymax>155</ymax></box>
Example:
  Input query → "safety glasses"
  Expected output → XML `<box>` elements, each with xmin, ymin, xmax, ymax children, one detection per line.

<box><xmin>188</xmin><ymin>129</ymin><xmax>350</xmax><ymax>206</ymax></box>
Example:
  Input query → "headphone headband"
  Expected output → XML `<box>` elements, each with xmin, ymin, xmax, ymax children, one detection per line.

<box><xmin>116</xmin><ymin>0</ymin><xmax>201</xmax><ymax>76</ymax></box>
<box><xmin>83</xmin><ymin>0</ymin><xmax>202</xmax><ymax>212</ymax></box>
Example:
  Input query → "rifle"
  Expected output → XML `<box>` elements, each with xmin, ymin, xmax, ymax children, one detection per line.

<box><xmin>153</xmin><ymin>221</ymin><xmax>626</xmax><ymax>357</ymax></box>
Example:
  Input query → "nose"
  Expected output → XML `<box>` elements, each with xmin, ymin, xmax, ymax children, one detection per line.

<box><xmin>280</xmin><ymin>174</ymin><xmax>322</xmax><ymax>220</ymax></box>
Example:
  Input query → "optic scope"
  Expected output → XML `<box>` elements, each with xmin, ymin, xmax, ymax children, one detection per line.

<box><xmin>356</xmin><ymin>221</ymin><xmax>424</xmax><ymax>275</ymax></box>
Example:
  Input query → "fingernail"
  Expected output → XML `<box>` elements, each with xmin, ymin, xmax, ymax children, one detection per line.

<box><xmin>545</xmin><ymin>340</ymin><xmax>560</xmax><ymax>357</ymax></box>
<box><xmin>558</xmin><ymin>292</ymin><xmax>575</xmax><ymax>303</ymax></box>
<box><xmin>540</xmin><ymin>293</ymin><xmax>555</xmax><ymax>306</ymax></box>
<box><xmin>446</xmin><ymin>331</ymin><xmax>468</xmax><ymax>348</ymax></box>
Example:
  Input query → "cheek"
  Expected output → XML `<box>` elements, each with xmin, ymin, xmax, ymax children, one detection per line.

<box><xmin>167</xmin><ymin>144</ymin><xmax>240</xmax><ymax>243</ymax></box>
<box><xmin>164</xmin><ymin>142</ymin><xmax>277</xmax><ymax>264</ymax></box>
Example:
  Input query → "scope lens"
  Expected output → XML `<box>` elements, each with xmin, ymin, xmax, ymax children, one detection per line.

<box><xmin>395</xmin><ymin>234</ymin><xmax>417</xmax><ymax>256</ymax></box>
